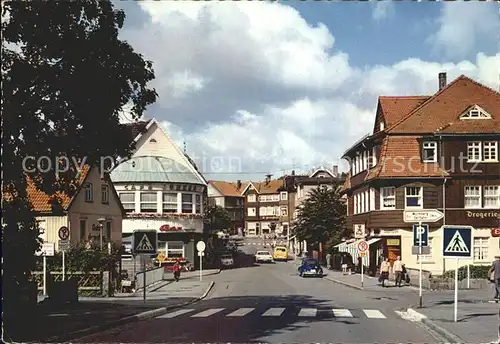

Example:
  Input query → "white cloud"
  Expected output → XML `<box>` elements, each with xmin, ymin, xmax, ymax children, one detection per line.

<box><xmin>372</xmin><ymin>1</ymin><xmax>395</xmax><ymax>21</ymax></box>
<box><xmin>118</xmin><ymin>2</ymin><xmax>499</xmax><ymax>180</ymax></box>
<box><xmin>429</xmin><ymin>1</ymin><xmax>500</xmax><ymax>59</ymax></box>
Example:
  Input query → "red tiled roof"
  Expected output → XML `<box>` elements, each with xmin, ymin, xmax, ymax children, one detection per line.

<box><xmin>209</xmin><ymin>181</ymin><xmax>245</xmax><ymax>197</ymax></box>
<box><xmin>388</xmin><ymin>75</ymin><xmax>500</xmax><ymax>134</ymax></box>
<box><xmin>367</xmin><ymin>136</ymin><xmax>448</xmax><ymax>179</ymax></box>
<box><xmin>379</xmin><ymin>96</ymin><xmax>430</xmax><ymax>128</ymax></box>
<box><xmin>26</xmin><ymin>165</ymin><xmax>91</xmax><ymax>213</ymax></box>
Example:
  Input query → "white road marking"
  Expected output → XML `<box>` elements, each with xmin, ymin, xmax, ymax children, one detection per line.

<box><xmin>363</xmin><ymin>309</ymin><xmax>386</xmax><ymax>319</ymax></box>
<box><xmin>191</xmin><ymin>308</ymin><xmax>225</xmax><ymax>317</ymax></box>
<box><xmin>157</xmin><ymin>309</ymin><xmax>195</xmax><ymax>318</ymax></box>
<box><xmin>332</xmin><ymin>309</ymin><xmax>353</xmax><ymax>317</ymax></box>
<box><xmin>298</xmin><ymin>308</ymin><xmax>317</xmax><ymax>317</ymax></box>
<box><xmin>226</xmin><ymin>308</ymin><xmax>255</xmax><ymax>317</ymax></box>
<box><xmin>262</xmin><ymin>307</ymin><xmax>286</xmax><ymax>316</ymax></box>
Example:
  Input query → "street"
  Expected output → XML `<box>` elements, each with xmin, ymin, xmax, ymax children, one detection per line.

<box><xmin>78</xmin><ymin>246</ymin><xmax>441</xmax><ymax>343</ymax></box>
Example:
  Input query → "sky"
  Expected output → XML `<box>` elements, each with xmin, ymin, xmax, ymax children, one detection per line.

<box><xmin>114</xmin><ymin>0</ymin><xmax>500</xmax><ymax>182</ymax></box>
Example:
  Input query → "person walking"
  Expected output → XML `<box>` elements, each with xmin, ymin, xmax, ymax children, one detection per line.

<box><xmin>393</xmin><ymin>256</ymin><xmax>404</xmax><ymax>287</ymax></box>
<box><xmin>488</xmin><ymin>255</ymin><xmax>500</xmax><ymax>300</ymax></box>
<box><xmin>379</xmin><ymin>258</ymin><xmax>390</xmax><ymax>287</ymax></box>
<box><xmin>326</xmin><ymin>252</ymin><xmax>332</xmax><ymax>270</ymax></box>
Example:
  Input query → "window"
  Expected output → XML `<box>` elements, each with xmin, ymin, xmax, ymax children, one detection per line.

<box><xmin>247</xmin><ymin>194</ymin><xmax>256</xmax><ymax>202</ymax></box>
<box><xmin>405</xmin><ymin>187</ymin><xmax>423</xmax><ymax>208</ymax></box>
<box><xmin>248</xmin><ymin>207</ymin><xmax>256</xmax><ymax>216</ymax></box>
<box><xmin>371</xmin><ymin>146</ymin><xmax>377</xmax><ymax>167</ymax></box>
<box><xmin>467</xmin><ymin>142</ymin><xmax>482</xmax><ymax>162</ymax></box>
<box><xmin>280</xmin><ymin>192</ymin><xmax>288</xmax><ymax>201</ymax></box>
<box><xmin>259</xmin><ymin>195</ymin><xmax>280</xmax><ymax>202</ymax></box>
<box><xmin>356</xmin><ymin>193</ymin><xmax>361</xmax><ymax>214</ymax></box>
<box><xmin>79</xmin><ymin>220</ymin><xmax>86</xmax><ymax>240</ymax></box>
<box><xmin>106</xmin><ymin>221</ymin><xmax>111</xmax><ymax>242</ymax></box>
<box><xmin>460</xmin><ymin>106</ymin><xmax>491</xmax><ymax>119</ymax></box>
<box><xmin>119</xmin><ymin>193</ymin><xmax>135</xmax><ymax>213</ymax></box>
<box><xmin>140</xmin><ymin>192</ymin><xmax>157</xmax><ymax>212</ymax></box>
<box><xmin>473</xmin><ymin>237</ymin><xmax>489</xmax><ymax>261</ymax></box>
<box><xmin>483</xmin><ymin>141</ymin><xmax>498</xmax><ymax>162</ymax></box>
<box><xmin>422</xmin><ymin>141</ymin><xmax>437</xmax><ymax>162</ymax></box>
<box><xmin>101</xmin><ymin>184</ymin><xmax>109</xmax><ymax>204</ymax></box>
<box><xmin>380</xmin><ymin>121</ymin><xmax>385</xmax><ymax>131</ymax></box>
<box><xmin>369</xmin><ymin>188</ymin><xmax>375</xmax><ymax>211</ymax></box>
<box><xmin>162</xmin><ymin>193</ymin><xmax>177</xmax><ymax>213</ymax></box>
<box><xmin>84</xmin><ymin>183</ymin><xmax>93</xmax><ymax>202</ymax></box>
<box><xmin>259</xmin><ymin>207</ymin><xmax>266</xmax><ymax>216</ymax></box>
<box><xmin>483</xmin><ymin>186</ymin><xmax>500</xmax><ymax>209</ymax></box>
<box><xmin>280</xmin><ymin>206</ymin><xmax>288</xmax><ymax>216</ymax></box>
<box><xmin>360</xmin><ymin>192</ymin><xmax>365</xmax><ymax>213</ymax></box>
<box><xmin>464</xmin><ymin>186</ymin><xmax>481</xmax><ymax>208</ymax></box>
<box><xmin>181</xmin><ymin>193</ymin><xmax>193</xmax><ymax>213</ymax></box>
<box><xmin>380</xmin><ymin>187</ymin><xmax>395</xmax><ymax>209</ymax></box>
<box><xmin>167</xmin><ymin>242</ymin><xmax>185</xmax><ymax>258</ymax></box>
<box><xmin>195</xmin><ymin>194</ymin><xmax>202</xmax><ymax>213</ymax></box>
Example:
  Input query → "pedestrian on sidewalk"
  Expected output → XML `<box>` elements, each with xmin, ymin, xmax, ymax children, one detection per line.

<box><xmin>379</xmin><ymin>258</ymin><xmax>390</xmax><ymax>287</ymax></box>
<box><xmin>326</xmin><ymin>252</ymin><xmax>332</xmax><ymax>270</ymax></box>
<box><xmin>173</xmin><ymin>259</ymin><xmax>181</xmax><ymax>282</ymax></box>
<box><xmin>488</xmin><ymin>255</ymin><xmax>500</xmax><ymax>300</ymax></box>
<box><xmin>393</xmin><ymin>256</ymin><xmax>404</xmax><ymax>287</ymax></box>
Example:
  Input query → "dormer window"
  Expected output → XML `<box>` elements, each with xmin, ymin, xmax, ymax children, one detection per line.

<box><xmin>422</xmin><ymin>141</ymin><xmax>437</xmax><ymax>162</ymax></box>
<box><xmin>460</xmin><ymin>105</ymin><xmax>491</xmax><ymax>120</ymax></box>
<box><xmin>149</xmin><ymin>138</ymin><xmax>157</xmax><ymax>143</ymax></box>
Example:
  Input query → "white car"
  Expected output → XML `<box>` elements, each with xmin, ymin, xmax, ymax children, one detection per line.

<box><xmin>220</xmin><ymin>254</ymin><xmax>234</xmax><ymax>268</ymax></box>
<box><xmin>255</xmin><ymin>250</ymin><xmax>274</xmax><ymax>263</ymax></box>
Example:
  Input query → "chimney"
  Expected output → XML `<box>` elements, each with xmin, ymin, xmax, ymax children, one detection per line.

<box><xmin>236</xmin><ymin>180</ymin><xmax>242</xmax><ymax>190</ymax></box>
<box><xmin>331</xmin><ymin>165</ymin><xmax>338</xmax><ymax>177</ymax></box>
<box><xmin>438</xmin><ymin>72</ymin><xmax>447</xmax><ymax>90</ymax></box>
<box><xmin>265</xmin><ymin>174</ymin><xmax>272</xmax><ymax>184</ymax></box>
<box><xmin>291</xmin><ymin>170</ymin><xmax>295</xmax><ymax>176</ymax></box>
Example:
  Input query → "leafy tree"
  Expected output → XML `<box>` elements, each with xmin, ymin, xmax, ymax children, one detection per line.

<box><xmin>2</xmin><ymin>1</ymin><xmax>156</xmax><ymax>338</ymax></box>
<box><xmin>293</xmin><ymin>183</ymin><xmax>346</xmax><ymax>251</ymax></box>
<box><xmin>205</xmin><ymin>205</ymin><xmax>232</xmax><ymax>231</ymax></box>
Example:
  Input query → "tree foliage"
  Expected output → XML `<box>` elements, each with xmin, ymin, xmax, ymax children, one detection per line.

<box><xmin>294</xmin><ymin>183</ymin><xmax>346</xmax><ymax>251</ymax></box>
<box><xmin>205</xmin><ymin>205</ymin><xmax>232</xmax><ymax>231</ymax></box>
<box><xmin>1</xmin><ymin>1</ymin><xmax>156</xmax><ymax>334</ymax></box>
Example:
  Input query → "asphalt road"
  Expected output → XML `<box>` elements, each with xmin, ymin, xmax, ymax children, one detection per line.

<box><xmin>78</xmin><ymin>244</ymin><xmax>442</xmax><ymax>343</ymax></box>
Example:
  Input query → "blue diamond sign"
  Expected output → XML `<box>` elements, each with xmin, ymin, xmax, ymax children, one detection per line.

<box><xmin>442</xmin><ymin>226</ymin><xmax>473</xmax><ymax>259</ymax></box>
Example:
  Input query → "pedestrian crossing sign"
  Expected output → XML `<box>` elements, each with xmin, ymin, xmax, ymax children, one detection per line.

<box><xmin>442</xmin><ymin>226</ymin><xmax>473</xmax><ymax>259</ymax></box>
<box><xmin>133</xmin><ymin>230</ymin><xmax>157</xmax><ymax>254</ymax></box>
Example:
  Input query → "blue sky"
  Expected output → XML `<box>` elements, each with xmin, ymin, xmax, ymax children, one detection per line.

<box><xmin>114</xmin><ymin>1</ymin><xmax>499</xmax><ymax>180</ymax></box>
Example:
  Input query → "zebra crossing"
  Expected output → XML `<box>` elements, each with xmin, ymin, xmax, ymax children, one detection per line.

<box><xmin>156</xmin><ymin>307</ymin><xmax>388</xmax><ymax>320</ymax></box>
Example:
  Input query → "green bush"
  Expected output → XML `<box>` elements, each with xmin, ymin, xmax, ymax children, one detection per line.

<box><xmin>442</xmin><ymin>264</ymin><xmax>491</xmax><ymax>280</ymax></box>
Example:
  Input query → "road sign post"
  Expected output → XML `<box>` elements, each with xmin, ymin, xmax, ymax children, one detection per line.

<box><xmin>442</xmin><ymin>225</ymin><xmax>473</xmax><ymax>322</ymax></box>
<box><xmin>404</xmin><ymin>209</ymin><xmax>444</xmax><ymax>223</ymax></box>
<box><xmin>132</xmin><ymin>230</ymin><xmax>158</xmax><ymax>302</ymax></box>
<box><xmin>36</xmin><ymin>243</ymin><xmax>55</xmax><ymax>296</ymax></box>
<box><xmin>197</xmin><ymin>241</ymin><xmax>206</xmax><ymax>282</ymax></box>
<box><xmin>412</xmin><ymin>223</ymin><xmax>429</xmax><ymax>308</ymax></box>
<box><xmin>58</xmin><ymin>226</ymin><xmax>70</xmax><ymax>281</ymax></box>
<box><xmin>357</xmin><ymin>240</ymin><xmax>368</xmax><ymax>289</ymax></box>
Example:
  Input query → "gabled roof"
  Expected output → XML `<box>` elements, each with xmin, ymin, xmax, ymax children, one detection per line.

<box><xmin>240</xmin><ymin>181</ymin><xmax>257</xmax><ymax>195</ymax></box>
<box><xmin>209</xmin><ymin>181</ymin><xmax>245</xmax><ymax>197</ymax></box>
<box><xmin>388</xmin><ymin>75</ymin><xmax>500</xmax><ymax>134</ymax></box>
<box><xmin>240</xmin><ymin>179</ymin><xmax>284</xmax><ymax>195</ymax></box>
<box><xmin>309</xmin><ymin>168</ymin><xmax>336</xmax><ymax>178</ymax></box>
<box><xmin>377</xmin><ymin>96</ymin><xmax>430</xmax><ymax>130</ymax></box>
<box><xmin>27</xmin><ymin>166</ymin><xmax>91</xmax><ymax>213</ymax></box>
<box><xmin>366</xmin><ymin>136</ymin><xmax>448</xmax><ymax>179</ymax></box>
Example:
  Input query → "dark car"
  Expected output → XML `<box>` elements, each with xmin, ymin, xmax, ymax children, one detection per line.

<box><xmin>298</xmin><ymin>258</ymin><xmax>323</xmax><ymax>277</ymax></box>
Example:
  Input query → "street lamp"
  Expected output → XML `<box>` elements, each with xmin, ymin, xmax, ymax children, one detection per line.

<box><xmin>97</xmin><ymin>217</ymin><xmax>106</xmax><ymax>251</ymax></box>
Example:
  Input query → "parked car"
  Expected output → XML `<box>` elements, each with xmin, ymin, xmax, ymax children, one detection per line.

<box><xmin>298</xmin><ymin>258</ymin><xmax>323</xmax><ymax>277</ymax></box>
<box><xmin>255</xmin><ymin>250</ymin><xmax>274</xmax><ymax>263</ymax></box>
<box><xmin>220</xmin><ymin>254</ymin><xmax>235</xmax><ymax>268</ymax></box>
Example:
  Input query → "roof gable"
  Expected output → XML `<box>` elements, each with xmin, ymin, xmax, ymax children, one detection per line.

<box><xmin>388</xmin><ymin>75</ymin><xmax>500</xmax><ymax>134</ymax></box>
<box><xmin>309</xmin><ymin>168</ymin><xmax>336</xmax><ymax>178</ymax></box>
<box><xmin>458</xmin><ymin>105</ymin><xmax>492</xmax><ymax>120</ymax></box>
<box><xmin>208</xmin><ymin>181</ymin><xmax>244</xmax><ymax>197</ymax></box>
<box><xmin>240</xmin><ymin>181</ymin><xmax>258</xmax><ymax>195</ymax></box>
<box><xmin>375</xmin><ymin>96</ymin><xmax>430</xmax><ymax>134</ymax></box>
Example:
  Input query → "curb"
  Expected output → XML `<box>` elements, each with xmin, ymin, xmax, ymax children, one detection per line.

<box><xmin>324</xmin><ymin>276</ymin><xmax>363</xmax><ymax>290</ymax></box>
<box><xmin>406</xmin><ymin>308</ymin><xmax>464</xmax><ymax>344</ymax></box>
<box><xmin>49</xmin><ymin>281</ymin><xmax>216</xmax><ymax>343</ymax></box>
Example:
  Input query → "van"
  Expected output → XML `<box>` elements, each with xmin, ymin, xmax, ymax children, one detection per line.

<box><xmin>273</xmin><ymin>246</ymin><xmax>288</xmax><ymax>261</ymax></box>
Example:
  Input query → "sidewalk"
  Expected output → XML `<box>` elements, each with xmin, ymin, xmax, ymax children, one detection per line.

<box><xmin>408</xmin><ymin>292</ymin><xmax>499</xmax><ymax>343</ymax></box>
<box><xmin>323</xmin><ymin>270</ymin><xmax>383</xmax><ymax>290</ymax></box>
<box><xmin>13</xmin><ymin>271</ymin><xmax>218</xmax><ymax>343</ymax></box>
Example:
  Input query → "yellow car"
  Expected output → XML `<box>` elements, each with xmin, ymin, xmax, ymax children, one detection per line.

<box><xmin>273</xmin><ymin>246</ymin><xmax>288</xmax><ymax>261</ymax></box>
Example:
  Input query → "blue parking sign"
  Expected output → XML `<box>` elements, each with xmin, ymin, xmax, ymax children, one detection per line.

<box><xmin>413</xmin><ymin>224</ymin><xmax>429</xmax><ymax>246</ymax></box>
<box><xmin>442</xmin><ymin>226</ymin><xmax>473</xmax><ymax>259</ymax></box>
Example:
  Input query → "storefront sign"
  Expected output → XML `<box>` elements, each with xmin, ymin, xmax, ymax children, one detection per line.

<box><xmin>386</xmin><ymin>239</ymin><xmax>400</xmax><ymax>246</ymax></box>
<box><xmin>159</xmin><ymin>224</ymin><xmax>183</xmax><ymax>232</ymax></box>
<box><xmin>124</xmin><ymin>184</ymin><xmax>203</xmax><ymax>192</ymax></box>
<box><xmin>466</xmin><ymin>211</ymin><xmax>500</xmax><ymax>219</ymax></box>
<box><xmin>491</xmin><ymin>228</ymin><xmax>500</xmax><ymax>238</ymax></box>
